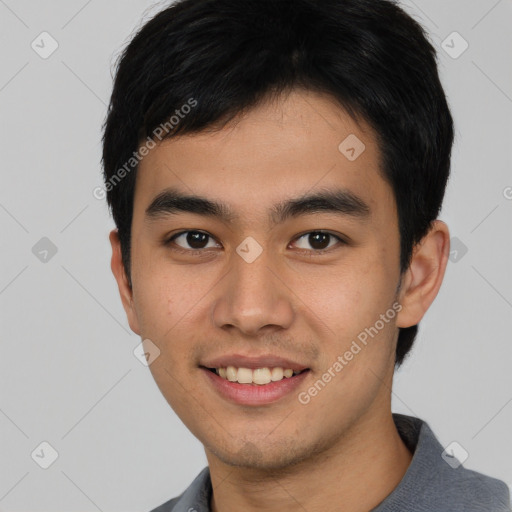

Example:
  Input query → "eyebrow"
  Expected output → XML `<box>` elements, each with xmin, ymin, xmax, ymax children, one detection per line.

<box><xmin>144</xmin><ymin>186</ymin><xmax>371</xmax><ymax>226</ymax></box>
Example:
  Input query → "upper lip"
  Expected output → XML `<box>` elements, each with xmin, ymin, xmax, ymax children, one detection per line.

<box><xmin>201</xmin><ymin>354</ymin><xmax>309</xmax><ymax>372</ymax></box>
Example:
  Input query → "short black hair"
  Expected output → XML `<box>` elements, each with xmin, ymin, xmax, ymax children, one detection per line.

<box><xmin>101</xmin><ymin>0</ymin><xmax>454</xmax><ymax>367</ymax></box>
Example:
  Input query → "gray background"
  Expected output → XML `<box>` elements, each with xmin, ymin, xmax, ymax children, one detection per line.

<box><xmin>0</xmin><ymin>0</ymin><xmax>511</xmax><ymax>510</ymax></box>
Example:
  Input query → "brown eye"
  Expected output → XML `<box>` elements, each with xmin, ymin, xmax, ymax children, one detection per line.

<box><xmin>292</xmin><ymin>231</ymin><xmax>344</xmax><ymax>252</ymax></box>
<box><xmin>168</xmin><ymin>231</ymin><xmax>220</xmax><ymax>250</ymax></box>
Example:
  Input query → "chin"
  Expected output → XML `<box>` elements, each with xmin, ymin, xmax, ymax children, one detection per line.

<box><xmin>207</xmin><ymin>436</ymin><xmax>323</xmax><ymax>472</ymax></box>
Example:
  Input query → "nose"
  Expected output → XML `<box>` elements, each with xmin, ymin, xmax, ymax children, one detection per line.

<box><xmin>211</xmin><ymin>244</ymin><xmax>295</xmax><ymax>336</ymax></box>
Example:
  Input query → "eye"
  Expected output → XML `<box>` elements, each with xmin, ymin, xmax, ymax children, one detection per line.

<box><xmin>166</xmin><ymin>230</ymin><xmax>221</xmax><ymax>251</ymax></box>
<box><xmin>291</xmin><ymin>231</ymin><xmax>345</xmax><ymax>253</ymax></box>
<box><xmin>165</xmin><ymin>230</ymin><xmax>346</xmax><ymax>255</ymax></box>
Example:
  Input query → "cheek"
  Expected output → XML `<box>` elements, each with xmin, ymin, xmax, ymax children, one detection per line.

<box><xmin>301</xmin><ymin>262</ymin><xmax>393</xmax><ymax>335</ymax></box>
<box><xmin>132</xmin><ymin>274</ymin><xmax>170</xmax><ymax>335</ymax></box>
<box><xmin>299</xmin><ymin>259</ymin><xmax>399</xmax><ymax>393</ymax></box>
<box><xmin>132</xmin><ymin>255</ymin><xmax>218</xmax><ymax>345</ymax></box>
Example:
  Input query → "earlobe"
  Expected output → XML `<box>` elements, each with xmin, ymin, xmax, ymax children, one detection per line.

<box><xmin>109</xmin><ymin>229</ymin><xmax>141</xmax><ymax>335</ymax></box>
<box><xmin>396</xmin><ymin>220</ymin><xmax>450</xmax><ymax>328</ymax></box>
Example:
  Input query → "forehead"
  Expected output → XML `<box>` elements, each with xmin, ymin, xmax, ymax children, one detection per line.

<box><xmin>133</xmin><ymin>89</ymin><xmax>394</xmax><ymax>225</ymax></box>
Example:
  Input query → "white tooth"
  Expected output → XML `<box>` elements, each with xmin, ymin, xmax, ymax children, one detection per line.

<box><xmin>253</xmin><ymin>368</ymin><xmax>272</xmax><ymax>385</ymax></box>
<box><xmin>271</xmin><ymin>367</ymin><xmax>284</xmax><ymax>381</ymax></box>
<box><xmin>218</xmin><ymin>366</ymin><xmax>296</xmax><ymax>384</ymax></box>
<box><xmin>237</xmin><ymin>367</ymin><xmax>253</xmax><ymax>384</ymax></box>
<box><xmin>226</xmin><ymin>365</ymin><xmax>238</xmax><ymax>382</ymax></box>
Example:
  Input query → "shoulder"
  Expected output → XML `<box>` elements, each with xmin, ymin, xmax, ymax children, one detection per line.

<box><xmin>387</xmin><ymin>414</ymin><xmax>511</xmax><ymax>511</ymax></box>
<box><xmin>148</xmin><ymin>495</ymin><xmax>182</xmax><ymax>512</ymax></box>
<box><xmin>436</xmin><ymin>466</ymin><xmax>511</xmax><ymax>511</ymax></box>
<box><xmin>147</xmin><ymin>466</ymin><xmax>211</xmax><ymax>512</ymax></box>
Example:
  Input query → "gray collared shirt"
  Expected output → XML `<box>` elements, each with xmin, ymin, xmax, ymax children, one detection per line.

<box><xmin>149</xmin><ymin>414</ymin><xmax>511</xmax><ymax>512</ymax></box>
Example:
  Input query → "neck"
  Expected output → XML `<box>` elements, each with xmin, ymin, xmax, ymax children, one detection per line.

<box><xmin>207</xmin><ymin>411</ymin><xmax>413</xmax><ymax>512</ymax></box>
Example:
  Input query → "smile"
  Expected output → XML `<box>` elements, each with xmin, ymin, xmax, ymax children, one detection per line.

<box><xmin>201</xmin><ymin>366</ymin><xmax>310</xmax><ymax>405</ymax></box>
<box><xmin>206</xmin><ymin>366</ymin><xmax>307</xmax><ymax>385</ymax></box>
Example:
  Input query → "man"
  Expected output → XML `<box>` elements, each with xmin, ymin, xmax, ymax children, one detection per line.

<box><xmin>101</xmin><ymin>0</ymin><xmax>511</xmax><ymax>510</ymax></box>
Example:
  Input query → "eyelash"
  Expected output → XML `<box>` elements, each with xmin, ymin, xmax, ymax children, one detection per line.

<box><xmin>163</xmin><ymin>230</ymin><xmax>347</xmax><ymax>257</ymax></box>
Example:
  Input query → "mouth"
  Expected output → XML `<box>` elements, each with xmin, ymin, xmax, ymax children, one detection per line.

<box><xmin>202</xmin><ymin>365</ymin><xmax>309</xmax><ymax>385</ymax></box>
<box><xmin>200</xmin><ymin>364</ymin><xmax>311</xmax><ymax>406</ymax></box>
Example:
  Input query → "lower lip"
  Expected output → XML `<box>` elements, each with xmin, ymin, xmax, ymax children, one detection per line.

<box><xmin>201</xmin><ymin>367</ymin><xmax>310</xmax><ymax>406</ymax></box>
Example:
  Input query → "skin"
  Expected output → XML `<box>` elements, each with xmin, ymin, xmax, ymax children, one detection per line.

<box><xmin>110</xmin><ymin>88</ymin><xmax>450</xmax><ymax>512</ymax></box>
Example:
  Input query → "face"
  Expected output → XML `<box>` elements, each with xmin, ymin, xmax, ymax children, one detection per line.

<box><xmin>114</xmin><ymin>89</ymin><xmax>408</xmax><ymax>469</ymax></box>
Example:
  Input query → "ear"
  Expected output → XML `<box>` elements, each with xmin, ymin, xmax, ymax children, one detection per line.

<box><xmin>109</xmin><ymin>229</ymin><xmax>141</xmax><ymax>335</ymax></box>
<box><xmin>396</xmin><ymin>220</ymin><xmax>450</xmax><ymax>328</ymax></box>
